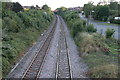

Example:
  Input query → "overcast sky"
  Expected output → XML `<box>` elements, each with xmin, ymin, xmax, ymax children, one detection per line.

<box><xmin>12</xmin><ymin>0</ymin><xmax>119</xmax><ymax>10</ymax></box>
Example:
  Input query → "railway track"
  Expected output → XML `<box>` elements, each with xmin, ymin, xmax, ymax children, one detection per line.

<box><xmin>6</xmin><ymin>14</ymin><xmax>88</xmax><ymax>79</ymax></box>
<box><xmin>55</xmin><ymin>16</ymin><xmax>72</xmax><ymax>79</ymax></box>
<box><xmin>21</xmin><ymin>16</ymin><xmax>58</xmax><ymax>80</ymax></box>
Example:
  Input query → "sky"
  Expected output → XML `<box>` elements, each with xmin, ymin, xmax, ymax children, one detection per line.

<box><xmin>11</xmin><ymin>0</ymin><xmax>119</xmax><ymax>10</ymax></box>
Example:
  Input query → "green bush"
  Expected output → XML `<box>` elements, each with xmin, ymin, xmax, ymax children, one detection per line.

<box><xmin>87</xmin><ymin>24</ymin><xmax>97</xmax><ymax>33</ymax></box>
<box><xmin>61</xmin><ymin>11</ymin><xmax>86</xmax><ymax>38</ymax></box>
<box><xmin>106</xmin><ymin>28</ymin><xmax>115</xmax><ymax>38</ymax></box>
<box><xmin>2</xmin><ymin>57</ymin><xmax>11</xmax><ymax>77</ymax></box>
<box><xmin>3</xmin><ymin>17</ymin><xmax>20</xmax><ymax>32</ymax></box>
<box><xmin>2</xmin><ymin>10</ymin><xmax>24</xmax><ymax>32</ymax></box>
<box><xmin>2</xmin><ymin>7</ymin><xmax>53</xmax><ymax>77</ymax></box>
<box><xmin>71</xmin><ymin>19</ymin><xmax>85</xmax><ymax>37</ymax></box>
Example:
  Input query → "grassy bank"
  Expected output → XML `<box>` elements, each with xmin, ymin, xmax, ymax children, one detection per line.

<box><xmin>2</xmin><ymin>2</ymin><xmax>53</xmax><ymax>77</ymax></box>
<box><xmin>60</xmin><ymin>10</ymin><xmax>118</xmax><ymax>78</ymax></box>
<box><xmin>79</xmin><ymin>33</ymin><xmax>118</xmax><ymax>78</ymax></box>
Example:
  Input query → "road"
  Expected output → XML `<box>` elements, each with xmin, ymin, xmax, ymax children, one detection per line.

<box><xmin>7</xmin><ymin>15</ymin><xmax>88</xmax><ymax>79</ymax></box>
<box><xmin>79</xmin><ymin>13</ymin><xmax>120</xmax><ymax>39</ymax></box>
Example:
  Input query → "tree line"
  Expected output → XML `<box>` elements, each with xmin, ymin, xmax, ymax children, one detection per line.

<box><xmin>83</xmin><ymin>1</ymin><xmax>120</xmax><ymax>24</ymax></box>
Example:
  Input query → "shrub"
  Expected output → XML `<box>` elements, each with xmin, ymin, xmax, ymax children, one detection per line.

<box><xmin>71</xmin><ymin>19</ymin><xmax>86</xmax><ymax>37</ymax></box>
<box><xmin>106</xmin><ymin>28</ymin><xmax>115</xmax><ymax>38</ymax></box>
<box><xmin>75</xmin><ymin>33</ymin><xmax>101</xmax><ymax>55</ymax></box>
<box><xmin>2</xmin><ymin>57</ymin><xmax>11</xmax><ymax>77</ymax></box>
<box><xmin>3</xmin><ymin>17</ymin><xmax>20</xmax><ymax>32</ymax></box>
<box><xmin>2</xmin><ymin>7</ymin><xmax>53</xmax><ymax>77</ymax></box>
<box><xmin>87</xmin><ymin>24</ymin><xmax>97</xmax><ymax>32</ymax></box>
<box><xmin>62</xmin><ymin>11</ymin><xmax>86</xmax><ymax>38</ymax></box>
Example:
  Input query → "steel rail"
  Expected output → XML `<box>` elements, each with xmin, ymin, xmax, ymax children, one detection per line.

<box><xmin>21</xmin><ymin>15</ymin><xmax>58</xmax><ymax>80</ymax></box>
<box><xmin>55</xmin><ymin>16</ymin><xmax>72</xmax><ymax>79</ymax></box>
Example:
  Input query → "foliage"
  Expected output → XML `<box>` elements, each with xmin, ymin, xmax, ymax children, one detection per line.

<box><xmin>61</xmin><ymin>11</ymin><xmax>87</xmax><ymax>38</ymax></box>
<box><xmin>75</xmin><ymin>33</ymin><xmax>106</xmax><ymax>55</ymax></box>
<box><xmin>83</xmin><ymin>2</ymin><xmax>94</xmax><ymax>18</ymax></box>
<box><xmin>93</xmin><ymin>5</ymin><xmax>109</xmax><ymax>21</ymax></box>
<box><xmin>88</xmin><ymin>64</ymin><xmax>117</xmax><ymax>78</ymax></box>
<box><xmin>106</xmin><ymin>28</ymin><xmax>115</xmax><ymax>38</ymax></box>
<box><xmin>80</xmin><ymin>33</ymin><xmax>118</xmax><ymax>78</ymax></box>
<box><xmin>2</xmin><ymin>2</ymin><xmax>13</xmax><ymax>10</ymax></box>
<box><xmin>42</xmin><ymin>4</ymin><xmax>51</xmax><ymax>13</ymax></box>
<box><xmin>3</xmin><ymin>17</ymin><xmax>20</xmax><ymax>32</ymax></box>
<box><xmin>55</xmin><ymin>7</ymin><xmax>67</xmax><ymax>16</ymax></box>
<box><xmin>2</xmin><ymin>2</ymin><xmax>53</xmax><ymax>77</ymax></box>
<box><xmin>2</xmin><ymin>10</ymin><xmax>24</xmax><ymax>32</ymax></box>
<box><xmin>109</xmin><ymin>2</ymin><xmax>118</xmax><ymax>10</ymax></box>
<box><xmin>109</xmin><ymin>10</ymin><xmax>118</xmax><ymax>17</ymax></box>
<box><xmin>12</xmin><ymin>2</ymin><xmax>23</xmax><ymax>13</ymax></box>
<box><xmin>86</xmin><ymin>24</ymin><xmax>97</xmax><ymax>32</ymax></box>
<box><xmin>2</xmin><ymin>2</ymin><xmax>23</xmax><ymax>13</ymax></box>
<box><xmin>82</xmin><ymin>1</ymin><xmax>120</xmax><ymax>24</ymax></box>
<box><xmin>109</xmin><ymin>3</ymin><xmax>120</xmax><ymax>24</ymax></box>
<box><xmin>83</xmin><ymin>52</ymin><xmax>118</xmax><ymax>78</ymax></box>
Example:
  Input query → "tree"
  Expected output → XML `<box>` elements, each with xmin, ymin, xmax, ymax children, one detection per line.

<box><xmin>2</xmin><ymin>2</ymin><xmax>13</xmax><ymax>10</ymax></box>
<box><xmin>83</xmin><ymin>2</ymin><xmax>94</xmax><ymax>18</ymax></box>
<box><xmin>42</xmin><ymin>4</ymin><xmax>51</xmax><ymax>12</ymax></box>
<box><xmin>36</xmin><ymin>5</ymin><xmax>40</xmax><ymax>9</ymax></box>
<box><xmin>12</xmin><ymin>2</ymin><xmax>23</xmax><ymax>13</ymax></box>
<box><xmin>55</xmin><ymin>7</ymin><xmax>67</xmax><ymax>15</ymax></box>
<box><xmin>109</xmin><ymin>2</ymin><xmax>118</xmax><ymax>10</ymax></box>
<box><xmin>30</xmin><ymin>6</ymin><xmax>35</xmax><ymax>9</ymax></box>
<box><xmin>93</xmin><ymin>5</ymin><xmax>109</xmax><ymax>21</ymax></box>
<box><xmin>118</xmin><ymin>4</ymin><xmax>120</xmax><ymax>16</ymax></box>
<box><xmin>36</xmin><ymin>5</ymin><xmax>39</xmax><ymax>8</ymax></box>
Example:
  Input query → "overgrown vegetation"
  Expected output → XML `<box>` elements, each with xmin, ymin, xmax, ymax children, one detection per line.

<box><xmin>106</xmin><ymin>28</ymin><xmax>115</xmax><ymax>38</ymax></box>
<box><xmin>58</xmin><ymin>10</ymin><xmax>118</xmax><ymax>78</ymax></box>
<box><xmin>2</xmin><ymin>2</ymin><xmax>53</xmax><ymax>77</ymax></box>
<box><xmin>83</xmin><ymin>1</ymin><xmax>120</xmax><ymax>24</ymax></box>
